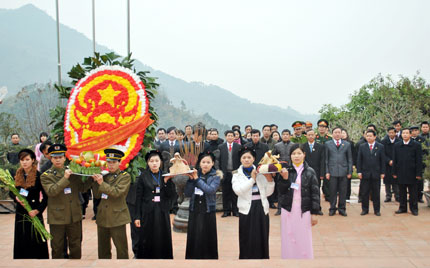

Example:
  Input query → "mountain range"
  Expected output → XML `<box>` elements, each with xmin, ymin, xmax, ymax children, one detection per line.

<box><xmin>0</xmin><ymin>4</ymin><xmax>318</xmax><ymax>132</ymax></box>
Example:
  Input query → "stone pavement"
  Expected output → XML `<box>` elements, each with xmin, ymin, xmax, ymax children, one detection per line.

<box><xmin>0</xmin><ymin>182</ymin><xmax>429</xmax><ymax>267</ymax></box>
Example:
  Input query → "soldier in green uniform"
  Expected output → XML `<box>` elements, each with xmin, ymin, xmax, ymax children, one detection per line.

<box><xmin>315</xmin><ymin>119</ymin><xmax>332</xmax><ymax>201</ymax></box>
<box><xmin>315</xmin><ymin>119</ymin><xmax>333</xmax><ymax>144</ymax></box>
<box><xmin>290</xmin><ymin>121</ymin><xmax>307</xmax><ymax>144</ymax></box>
<box><xmin>91</xmin><ymin>148</ymin><xmax>131</xmax><ymax>259</ymax></box>
<box><xmin>40</xmin><ymin>144</ymin><xmax>92</xmax><ymax>259</ymax></box>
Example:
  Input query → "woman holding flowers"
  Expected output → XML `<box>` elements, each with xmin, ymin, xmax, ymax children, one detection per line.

<box><xmin>10</xmin><ymin>149</ymin><xmax>49</xmax><ymax>259</ymax></box>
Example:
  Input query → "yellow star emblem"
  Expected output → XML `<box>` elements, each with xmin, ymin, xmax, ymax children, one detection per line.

<box><xmin>97</xmin><ymin>84</ymin><xmax>121</xmax><ymax>107</ymax></box>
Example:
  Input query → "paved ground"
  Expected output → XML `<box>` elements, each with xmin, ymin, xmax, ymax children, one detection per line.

<box><xmin>0</xmin><ymin>182</ymin><xmax>429</xmax><ymax>267</ymax></box>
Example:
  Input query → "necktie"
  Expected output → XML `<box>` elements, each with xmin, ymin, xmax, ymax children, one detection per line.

<box><xmin>229</xmin><ymin>144</ymin><xmax>232</xmax><ymax>152</ymax></box>
<box><xmin>309</xmin><ymin>143</ymin><xmax>313</xmax><ymax>152</ymax></box>
<box><xmin>336</xmin><ymin>140</ymin><xmax>340</xmax><ymax>147</ymax></box>
<box><xmin>370</xmin><ymin>144</ymin><xmax>373</xmax><ymax>151</ymax></box>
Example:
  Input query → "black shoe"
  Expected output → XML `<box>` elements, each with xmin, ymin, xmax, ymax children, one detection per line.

<box><xmin>418</xmin><ymin>199</ymin><xmax>424</xmax><ymax>203</ymax></box>
<box><xmin>91</xmin><ymin>215</ymin><xmax>96</xmax><ymax>220</ymax></box>
<box><xmin>317</xmin><ymin>210</ymin><xmax>324</xmax><ymax>216</ymax></box>
<box><xmin>374</xmin><ymin>212</ymin><xmax>381</xmax><ymax>216</ymax></box>
<box><xmin>269</xmin><ymin>203</ymin><xmax>277</xmax><ymax>209</ymax></box>
<box><xmin>360</xmin><ymin>211</ymin><xmax>368</xmax><ymax>216</ymax></box>
<box><xmin>395</xmin><ymin>210</ymin><xmax>407</xmax><ymax>214</ymax></box>
<box><xmin>233</xmin><ymin>212</ymin><xmax>239</xmax><ymax>217</ymax></box>
<box><xmin>221</xmin><ymin>212</ymin><xmax>231</xmax><ymax>218</ymax></box>
<box><xmin>329</xmin><ymin>211</ymin><xmax>335</xmax><ymax>216</ymax></box>
<box><xmin>339</xmin><ymin>210</ymin><xmax>347</xmax><ymax>217</ymax></box>
<box><xmin>412</xmin><ymin>211</ymin><xmax>419</xmax><ymax>216</ymax></box>
<box><xmin>275</xmin><ymin>209</ymin><xmax>281</xmax><ymax>216</ymax></box>
<box><xmin>384</xmin><ymin>198</ymin><xmax>391</xmax><ymax>203</ymax></box>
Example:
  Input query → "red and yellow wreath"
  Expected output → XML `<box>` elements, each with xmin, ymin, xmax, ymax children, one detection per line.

<box><xmin>64</xmin><ymin>66</ymin><xmax>153</xmax><ymax>170</ymax></box>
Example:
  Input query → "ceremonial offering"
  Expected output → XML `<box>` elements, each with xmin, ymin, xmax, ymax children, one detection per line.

<box><xmin>258</xmin><ymin>151</ymin><xmax>282</xmax><ymax>174</ymax></box>
<box><xmin>167</xmin><ymin>152</ymin><xmax>191</xmax><ymax>176</ymax></box>
<box><xmin>68</xmin><ymin>151</ymin><xmax>107</xmax><ymax>176</ymax></box>
<box><xmin>64</xmin><ymin>66</ymin><xmax>154</xmax><ymax>170</ymax></box>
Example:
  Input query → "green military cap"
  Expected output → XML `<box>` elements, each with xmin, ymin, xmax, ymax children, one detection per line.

<box><xmin>291</xmin><ymin>121</ymin><xmax>303</xmax><ymax>129</ymax></box>
<box><xmin>317</xmin><ymin>119</ymin><xmax>329</xmax><ymax>127</ymax></box>
<box><xmin>409</xmin><ymin>126</ymin><xmax>419</xmax><ymax>131</ymax></box>
<box><xmin>48</xmin><ymin>144</ymin><xmax>67</xmax><ymax>156</ymax></box>
<box><xmin>104</xmin><ymin>148</ymin><xmax>125</xmax><ymax>162</ymax></box>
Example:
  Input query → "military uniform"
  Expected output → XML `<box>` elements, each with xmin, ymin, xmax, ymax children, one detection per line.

<box><xmin>93</xmin><ymin>149</ymin><xmax>131</xmax><ymax>259</ymax></box>
<box><xmin>291</xmin><ymin>121</ymin><xmax>307</xmax><ymax>144</ymax></box>
<box><xmin>40</xmin><ymin>144</ymin><xmax>92</xmax><ymax>259</ymax></box>
<box><xmin>315</xmin><ymin>133</ymin><xmax>333</xmax><ymax>144</ymax></box>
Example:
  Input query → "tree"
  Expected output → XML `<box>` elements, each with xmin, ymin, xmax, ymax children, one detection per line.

<box><xmin>319</xmin><ymin>73</ymin><xmax>430</xmax><ymax>141</ymax></box>
<box><xmin>0</xmin><ymin>112</ymin><xmax>21</xmax><ymax>144</ymax></box>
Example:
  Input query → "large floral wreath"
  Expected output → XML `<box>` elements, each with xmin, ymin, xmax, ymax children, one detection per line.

<box><xmin>64</xmin><ymin>65</ymin><xmax>153</xmax><ymax>170</ymax></box>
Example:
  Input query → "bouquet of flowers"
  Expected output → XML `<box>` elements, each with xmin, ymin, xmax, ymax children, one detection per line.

<box><xmin>0</xmin><ymin>168</ymin><xmax>52</xmax><ymax>242</ymax></box>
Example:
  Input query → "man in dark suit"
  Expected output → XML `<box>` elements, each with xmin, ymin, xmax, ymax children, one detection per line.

<box><xmin>393</xmin><ymin>120</ymin><xmax>403</xmax><ymax>140</ymax></box>
<box><xmin>159</xmin><ymin>127</ymin><xmax>180</xmax><ymax>156</ymax></box>
<box><xmin>303</xmin><ymin>129</ymin><xmax>325</xmax><ymax>215</ymax></box>
<box><xmin>356</xmin><ymin>130</ymin><xmax>385</xmax><ymax>216</ymax></box>
<box><xmin>244</xmin><ymin>129</ymin><xmax>269</xmax><ymax>165</ymax></box>
<box><xmin>410</xmin><ymin>125</ymin><xmax>426</xmax><ymax>203</ymax></box>
<box><xmin>381</xmin><ymin>127</ymin><xmax>401</xmax><ymax>202</ymax></box>
<box><xmin>154</xmin><ymin>128</ymin><xmax>167</xmax><ymax>149</ymax></box>
<box><xmin>218</xmin><ymin>130</ymin><xmax>241</xmax><ymax>217</ymax></box>
<box><xmin>393</xmin><ymin>128</ymin><xmax>423</xmax><ymax>216</ymax></box>
<box><xmin>325</xmin><ymin>127</ymin><xmax>353</xmax><ymax>216</ymax></box>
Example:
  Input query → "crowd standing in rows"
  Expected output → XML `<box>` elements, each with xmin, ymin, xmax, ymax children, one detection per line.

<box><xmin>4</xmin><ymin>119</ymin><xmax>428</xmax><ymax>260</ymax></box>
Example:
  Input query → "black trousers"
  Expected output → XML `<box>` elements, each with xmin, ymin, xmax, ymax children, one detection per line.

<box><xmin>361</xmin><ymin>178</ymin><xmax>381</xmax><ymax>213</ymax></box>
<box><xmin>417</xmin><ymin>180</ymin><xmax>424</xmax><ymax>201</ymax></box>
<box><xmin>222</xmin><ymin>171</ymin><xmax>238</xmax><ymax>214</ymax></box>
<box><xmin>329</xmin><ymin>176</ymin><xmax>347</xmax><ymax>212</ymax></box>
<box><xmin>399</xmin><ymin>184</ymin><xmax>418</xmax><ymax>213</ymax></box>
<box><xmin>385</xmin><ymin>183</ymin><xmax>399</xmax><ymax>200</ymax></box>
<box><xmin>322</xmin><ymin>178</ymin><xmax>330</xmax><ymax>200</ymax></box>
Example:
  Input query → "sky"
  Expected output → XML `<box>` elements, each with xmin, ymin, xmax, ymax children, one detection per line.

<box><xmin>2</xmin><ymin>0</ymin><xmax>430</xmax><ymax>114</ymax></box>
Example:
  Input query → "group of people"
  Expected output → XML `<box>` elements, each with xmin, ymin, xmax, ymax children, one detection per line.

<box><xmin>5</xmin><ymin>118</ymin><xmax>428</xmax><ymax>260</ymax></box>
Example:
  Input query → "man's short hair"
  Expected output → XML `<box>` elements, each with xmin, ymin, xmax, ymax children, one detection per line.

<box><xmin>211</xmin><ymin>129</ymin><xmax>219</xmax><ymax>134</ymax></box>
<box><xmin>366</xmin><ymin>129</ymin><xmax>376</xmax><ymax>136</ymax></box>
<box><xmin>421</xmin><ymin>121</ymin><xmax>429</xmax><ymax>127</ymax></box>
<box><xmin>332</xmin><ymin>127</ymin><xmax>342</xmax><ymax>133</ymax></box>
<box><xmin>270</xmin><ymin>124</ymin><xmax>278</xmax><ymax>128</ymax></box>
<box><xmin>306</xmin><ymin>129</ymin><xmax>315</xmax><ymax>134</ymax></box>
<box><xmin>281</xmin><ymin>129</ymin><xmax>291</xmax><ymax>135</ymax></box>
<box><xmin>166</xmin><ymin>127</ymin><xmax>176</xmax><ymax>134</ymax></box>
<box><xmin>157</xmin><ymin>128</ymin><xmax>166</xmax><ymax>134</ymax></box>
<box><xmin>387</xmin><ymin>127</ymin><xmax>395</xmax><ymax>132</ymax></box>
<box><xmin>11</xmin><ymin>133</ymin><xmax>19</xmax><ymax>138</ymax></box>
<box><xmin>367</xmin><ymin>124</ymin><xmax>377</xmax><ymax>131</ymax></box>
<box><xmin>245</xmin><ymin>125</ymin><xmax>252</xmax><ymax>129</ymax></box>
<box><xmin>251</xmin><ymin>129</ymin><xmax>261</xmax><ymax>136</ymax></box>
<box><xmin>40</xmin><ymin>140</ymin><xmax>53</xmax><ymax>153</ymax></box>
<box><xmin>262</xmin><ymin>124</ymin><xmax>271</xmax><ymax>130</ymax></box>
<box><xmin>401</xmin><ymin>127</ymin><xmax>411</xmax><ymax>133</ymax></box>
<box><xmin>224</xmin><ymin>130</ymin><xmax>234</xmax><ymax>136</ymax></box>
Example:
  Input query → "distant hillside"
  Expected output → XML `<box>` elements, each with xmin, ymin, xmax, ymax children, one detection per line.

<box><xmin>0</xmin><ymin>84</ymin><xmax>229</xmax><ymax>143</ymax></box>
<box><xmin>0</xmin><ymin>4</ymin><xmax>318</xmax><ymax>130</ymax></box>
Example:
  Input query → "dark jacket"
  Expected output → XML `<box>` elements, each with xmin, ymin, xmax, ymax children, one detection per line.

<box><xmin>278</xmin><ymin>162</ymin><xmax>320</xmax><ymax>215</ymax></box>
<box><xmin>134</xmin><ymin>169</ymin><xmax>176</xmax><ymax>220</ymax></box>
<box><xmin>381</xmin><ymin>136</ymin><xmax>401</xmax><ymax>184</ymax></box>
<box><xmin>159</xmin><ymin>140</ymin><xmax>181</xmax><ymax>155</ymax></box>
<box><xmin>393</xmin><ymin>140</ymin><xmax>423</xmax><ymax>184</ymax></box>
<box><xmin>303</xmin><ymin>142</ymin><xmax>325</xmax><ymax>178</ymax></box>
<box><xmin>184</xmin><ymin>168</ymin><xmax>221</xmax><ymax>213</ymax></box>
<box><xmin>208</xmin><ymin>138</ymin><xmax>224</xmax><ymax>152</ymax></box>
<box><xmin>218</xmin><ymin>142</ymin><xmax>241</xmax><ymax>173</ymax></box>
<box><xmin>244</xmin><ymin>141</ymin><xmax>269</xmax><ymax>165</ymax></box>
<box><xmin>356</xmin><ymin>142</ymin><xmax>386</xmax><ymax>179</ymax></box>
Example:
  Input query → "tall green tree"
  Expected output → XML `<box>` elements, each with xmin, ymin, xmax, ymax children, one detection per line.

<box><xmin>319</xmin><ymin>73</ymin><xmax>430</xmax><ymax>141</ymax></box>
